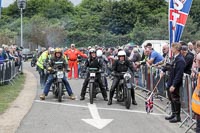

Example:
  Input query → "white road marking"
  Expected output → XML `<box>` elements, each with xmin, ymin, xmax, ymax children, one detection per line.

<box><xmin>34</xmin><ymin>100</ymin><xmax>166</xmax><ymax>116</ymax></box>
<box><xmin>82</xmin><ymin>103</ymin><xmax>113</xmax><ymax>129</ymax></box>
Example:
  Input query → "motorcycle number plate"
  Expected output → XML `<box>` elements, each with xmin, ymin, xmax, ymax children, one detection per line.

<box><xmin>57</xmin><ymin>71</ymin><xmax>64</xmax><ymax>78</ymax></box>
<box><xmin>90</xmin><ymin>73</ymin><xmax>96</xmax><ymax>77</ymax></box>
<box><xmin>126</xmin><ymin>83</ymin><xmax>132</xmax><ymax>89</ymax></box>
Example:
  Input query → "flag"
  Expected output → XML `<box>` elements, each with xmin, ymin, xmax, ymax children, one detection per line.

<box><xmin>145</xmin><ymin>94</ymin><xmax>154</xmax><ymax>113</ymax></box>
<box><xmin>169</xmin><ymin>0</ymin><xmax>193</xmax><ymax>46</ymax></box>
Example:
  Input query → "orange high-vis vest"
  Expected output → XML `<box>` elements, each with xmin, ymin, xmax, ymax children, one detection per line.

<box><xmin>192</xmin><ymin>73</ymin><xmax>200</xmax><ymax>115</ymax></box>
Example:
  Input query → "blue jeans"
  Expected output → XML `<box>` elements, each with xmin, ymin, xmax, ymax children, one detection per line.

<box><xmin>43</xmin><ymin>74</ymin><xmax>73</xmax><ymax>96</ymax></box>
<box><xmin>37</xmin><ymin>66</ymin><xmax>45</xmax><ymax>87</ymax></box>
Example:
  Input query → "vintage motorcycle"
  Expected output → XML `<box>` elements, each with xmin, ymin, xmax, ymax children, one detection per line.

<box><xmin>114</xmin><ymin>72</ymin><xmax>132</xmax><ymax>109</ymax></box>
<box><xmin>51</xmin><ymin>61</ymin><xmax>65</xmax><ymax>102</ymax></box>
<box><xmin>87</xmin><ymin>67</ymin><xmax>104</xmax><ymax>104</ymax></box>
<box><xmin>31</xmin><ymin>54</ymin><xmax>37</xmax><ymax>67</ymax></box>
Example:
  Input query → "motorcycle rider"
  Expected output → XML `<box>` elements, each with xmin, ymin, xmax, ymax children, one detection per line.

<box><xmin>36</xmin><ymin>47</ymin><xmax>53</xmax><ymax>88</ymax></box>
<box><xmin>96</xmin><ymin>49</ymin><xmax>109</xmax><ymax>91</ymax></box>
<box><xmin>40</xmin><ymin>48</ymin><xmax>75</xmax><ymax>100</ymax></box>
<box><xmin>80</xmin><ymin>48</ymin><xmax>108</xmax><ymax>101</ymax></box>
<box><xmin>108</xmin><ymin>50</ymin><xmax>137</xmax><ymax>105</ymax></box>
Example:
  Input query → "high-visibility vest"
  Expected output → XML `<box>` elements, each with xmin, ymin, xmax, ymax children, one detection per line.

<box><xmin>192</xmin><ymin>73</ymin><xmax>200</xmax><ymax>115</ymax></box>
<box><xmin>36</xmin><ymin>51</ymin><xmax>48</xmax><ymax>69</ymax></box>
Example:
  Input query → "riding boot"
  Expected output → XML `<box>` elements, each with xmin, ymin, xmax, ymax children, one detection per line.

<box><xmin>131</xmin><ymin>89</ymin><xmax>137</xmax><ymax>105</ymax></box>
<box><xmin>169</xmin><ymin>101</ymin><xmax>181</xmax><ymax>123</ymax></box>
<box><xmin>101</xmin><ymin>88</ymin><xmax>108</xmax><ymax>101</ymax></box>
<box><xmin>80</xmin><ymin>87</ymin><xmax>87</xmax><ymax>100</ymax></box>
<box><xmin>165</xmin><ymin>102</ymin><xmax>175</xmax><ymax>120</ymax></box>
<box><xmin>108</xmin><ymin>90</ymin><xmax>114</xmax><ymax>105</ymax></box>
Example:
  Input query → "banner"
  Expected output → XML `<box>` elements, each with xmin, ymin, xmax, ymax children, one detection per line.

<box><xmin>169</xmin><ymin>0</ymin><xmax>193</xmax><ymax>45</ymax></box>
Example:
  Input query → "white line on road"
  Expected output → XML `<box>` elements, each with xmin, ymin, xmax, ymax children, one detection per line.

<box><xmin>34</xmin><ymin>100</ymin><xmax>166</xmax><ymax>116</ymax></box>
<box><xmin>82</xmin><ymin>103</ymin><xmax>113</xmax><ymax>129</ymax></box>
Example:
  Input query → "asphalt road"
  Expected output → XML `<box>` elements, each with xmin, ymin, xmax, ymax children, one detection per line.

<box><xmin>16</xmin><ymin>62</ymin><xmax>187</xmax><ymax>133</ymax></box>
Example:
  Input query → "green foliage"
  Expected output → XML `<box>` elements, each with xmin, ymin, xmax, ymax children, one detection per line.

<box><xmin>0</xmin><ymin>0</ymin><xmax>199</xmax><ymax>48</ymax></box>
<box><xmin>0</xmin><ymin>74</ymin><xmax>25</xmax><ymax>113</ymax></box>
<box><xmin>190</xmin><ymin>0</ymin><xmax>200</xmax><ymax>28</ymax></box>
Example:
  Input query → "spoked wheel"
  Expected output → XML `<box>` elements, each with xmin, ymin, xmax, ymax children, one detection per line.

<box><xmin>117</xmin><ymin>85</ymin><xmax>124</xmax><ymax>102</ymax></box>
<box><xmin>58</xmin><ymin>83</ymin><xmax>63</xmax><ymax>102</ymax></box>
<box><xmin>124</xmin><ymin>88</ymin><xmax>131</xmax><ymax>109</ymax></box>
<box><xmin>89</xmin><ymin>83</ymin><xmax>94</xmax><ymax>104</ymax></box>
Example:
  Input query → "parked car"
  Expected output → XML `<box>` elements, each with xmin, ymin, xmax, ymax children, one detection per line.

<box><xmin>22</xmin><ymin>48</ymin><xmax>33</xmax><ymax>61</ymax></box>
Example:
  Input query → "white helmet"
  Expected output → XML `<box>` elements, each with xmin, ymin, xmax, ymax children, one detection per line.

<box><xmin>89</xmin><ymin>48</ymin><xmax>96</xmax><ymax>54</ymax></box>
<box><xmin>118</xmin><ymin>50</ymin><xmax>126</xmax><ymax>56</ymax></box>
<box><xmin>96</xmin><ymin>49</ymin><xmax>103</xmax><ymax>57</ymax></box>
<box><xmin>50</xmin><ymin>48</ymin><xmax>55</xmax><ymax>52</ymax></box>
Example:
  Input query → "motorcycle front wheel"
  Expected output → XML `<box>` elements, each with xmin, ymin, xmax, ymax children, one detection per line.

<box><xmin>58</xmin><ymin>82</ymin><xmax>63</xmax><ymax>102</ymax></box>
<box><xmin>124</xmin><ymin>88</ymin><xmax>131</xmax><ymax>109</ymax></box>
<box><xmin>89</xmin><ymin>82</ymin><xmax>94</xmax><ymax>104</ymax></box>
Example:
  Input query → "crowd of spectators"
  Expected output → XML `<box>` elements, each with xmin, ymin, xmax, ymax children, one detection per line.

<box><xmin>0</xmin><ymin>44</ymin><xmax>23</xmax><ymax>68</ymax></box>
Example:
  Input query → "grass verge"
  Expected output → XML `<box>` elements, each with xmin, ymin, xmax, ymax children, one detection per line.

<box><xmin>0</xmin><ymin>74</ymin><xmax>26</xmax><ymax>114</ymax></box>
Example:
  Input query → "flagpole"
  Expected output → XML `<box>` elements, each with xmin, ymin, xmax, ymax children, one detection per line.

<box><xmin>168</xmin><ymin>0</ymin><xmax>172</xmax><ymax>58</ymax></box>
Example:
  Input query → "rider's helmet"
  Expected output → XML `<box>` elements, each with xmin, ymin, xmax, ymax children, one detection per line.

<box><xmin>50</xmin><ymin>48</ymin><xmax>55</xmax><ymax>54</ymax></box>
<box><xmin>96</xmin><ymin>49</ymin><xmax>103</xmax><ymax>57</ymax></box>
<box><xmin>54</xmin><ymin>48</ymin><xmax>62</xmax><ymax>57</ymax></box>
<box><xmin>89</xmin><ymin>48</ymin><xmax>96</xmax><ymax>54</ymax></box>
<box><xmin>117</xmin><ymin>50</ymin><xmax>126</xmax><ymax>57</ymax></box>
<box><xmin>118</xmin><ymin>46</ymin><xmax>123</xmax><ymax>52</ymax></box>
<box><xmin>118</xmin><ymin>50</ymin><xmax>126</xmax><ymax>63</ymax></box>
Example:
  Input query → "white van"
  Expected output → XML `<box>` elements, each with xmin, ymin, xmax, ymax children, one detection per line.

<box><xmin>141</xmin><ymin>40</ymin><xmax>169</xmax><ymax>55</ymax></box>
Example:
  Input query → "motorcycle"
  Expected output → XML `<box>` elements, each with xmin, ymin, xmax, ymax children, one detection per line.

<box><xmin>88</xmin><ymin>67</ymin><xmax>103</xmax><ymax>104</ymax></box>
<box><xmin>114</xmin><ymin>72</ymin><xmax>132</xmax><ymax>109</ymax></box>
<box><xmin>79</xmin><ymin>61</ymin><xmax>87</xmax><ymax>79</ymax></box>
<box><xmin>31</xmin><ymin>54</ymin><xmax>37</xmax><ymax>67</ymax></box>
<box><xmin>51</xmin><ymin>61</ymin><xmax>65</xmax><ymax>102</ymax></box>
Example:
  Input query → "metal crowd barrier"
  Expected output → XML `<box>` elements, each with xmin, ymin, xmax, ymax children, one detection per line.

<box><xmin>0</xmin><ymin>61</ymin><xmax>20</xmax><ymax>85</ymax></box>
<box><xmin>133</xmin><ymin>65</ymin><xmax>196</xmax><ymax>133</ymax></box>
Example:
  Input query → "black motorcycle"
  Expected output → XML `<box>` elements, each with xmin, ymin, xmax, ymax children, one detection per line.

<box><xmin>114</xmin><ymin>72</ymin><xmax>132</xmax><ymax>109</ymax></box>
<box><xmin>51</xmin><ymin>62</ymin><xmax>65</xmax><ymax>102</ymax></box>
<box><xmin>87</xmin><ymin>67</ymin><xmax>104</xmax><ymax>104</ymax></box>
<box><xmin>31</xmin><ymin>54</ymin><xmax>37</xmax><ymax>67</ymax></box>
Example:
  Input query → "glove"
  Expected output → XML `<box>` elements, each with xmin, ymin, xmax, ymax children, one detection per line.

<box><xmin>43</xmin><ymin>63</ymin><xmax>47</xmax><ymax>69</ymax></box>
<box><xmin>47</xmin><ymin>67</ymin><xmax>52</xmax><ymax>71</ymax></box>
<box><xmin>67</xmin><ymin>67</ymin><xmax>71</xmax><ymax>72</ymax></box>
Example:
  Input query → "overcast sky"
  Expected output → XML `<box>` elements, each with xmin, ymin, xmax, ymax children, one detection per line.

<box><xmin>1</xmin><ymin>0</ymin><xmax>82</xmax><ymax>7</ymax></box>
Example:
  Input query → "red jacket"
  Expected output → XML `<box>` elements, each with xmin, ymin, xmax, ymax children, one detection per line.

<box><xmin>64</xmin><ymin>48</ymin><xmax>87</xmax><ymax>61</ymax></box>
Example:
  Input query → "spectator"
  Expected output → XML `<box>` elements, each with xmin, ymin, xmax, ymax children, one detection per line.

<box><xmin>192</xmin><ymin>53</ymin><xmax>200</xmax><ymax>133</ymax></box>
<box><xmin>180</xmin><ymin>45</ymin><xmax>194</xmax><ymax>75</ymax></box>
<box><xmin>162</xmin><ymin>44</ymin><xmax>169</xmax><ymax>58</ymax></box>
<box><xmin>161</xmin><ymin>42</ymin><xmax>186</xmax><ymax>123</ymax></box>
<box><xmin>145</xmin><ymin>45</ymin><xmax>164</xmax><ymax>66</ymax></box>
<box><xmin>129</xmin><ymin>47</ymin><xmax>141</xmax><ymax>63</ymax></box>
<box><xmin>188</xmin><ymin>42</ymin><xmax>196</xmax><ymax>55</ymax></box>
<box><xmin>0</xmin><ymin>48</ymin><xmax>4</xmax><ymax>64</ymax></box>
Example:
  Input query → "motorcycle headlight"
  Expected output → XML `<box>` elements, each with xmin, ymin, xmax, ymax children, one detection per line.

<box><xmin>57</xmin><ymin>71</ymin><xmax>64</xmax><ymax>78</ymax></box>
<box><xmin>124</xmin><ymin>73</ymin><xmax>131</xmax><ymax>80</ymax></box>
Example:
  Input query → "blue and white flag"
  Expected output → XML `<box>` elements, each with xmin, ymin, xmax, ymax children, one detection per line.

<box><xmin>169</xmin><ymin>0</ymin><xmax>193</xmax><ymax>45</ymax></box>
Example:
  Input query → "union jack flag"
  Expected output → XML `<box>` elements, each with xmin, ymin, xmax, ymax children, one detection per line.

<box><xmin>145</xmin><ymin>94</ymin><xmax>154</xmax><ymax>113</ymax></box>
<box><xmin>169</xmin><ymin>0</ymin><xmax>193</xmax><ymax>44</ymax></box>
<box><xmin>169</xmin><ymin>0</ymin><xmax>193</xmax><ymax>58</ymax></box>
